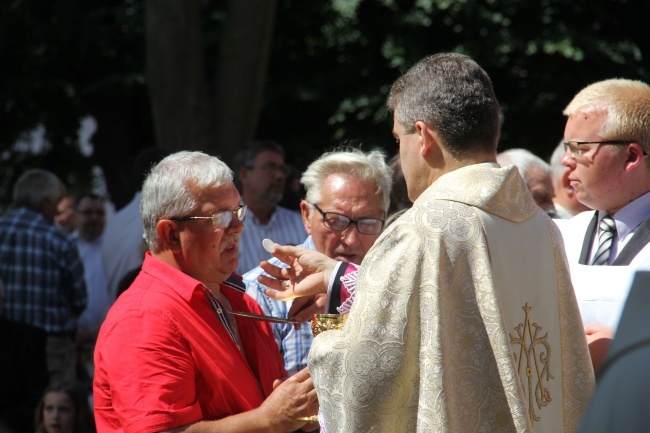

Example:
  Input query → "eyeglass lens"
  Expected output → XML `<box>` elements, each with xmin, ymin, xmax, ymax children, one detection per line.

<box><xmin>322</xmin><ymin>214</ymin><xmax>383</xmax><ymax>234</ymax></box>
<box><xmin>212</xmin><ymin>206</ymin><xmax>247</xmax><ymax>229</ymax></box>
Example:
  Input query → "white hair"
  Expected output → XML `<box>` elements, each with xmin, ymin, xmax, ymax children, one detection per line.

<box><xmin>496</xmin><ymin>148</ymin><xmax>551</xmax><ymax>183</ymax></box>
<box><xmin>301</xmin><ymin>148</ymin><xmax>393</xmax><ymax>213</ymax></box>
<box><xmin>141</xmin><ymin>151</ymin><xmax>233</xmax><ymax>253</ymax></box>
<box><xmin>548</xmin><ymin>140</ymin><xmax>567</xmax><ymax>184</ymax></box>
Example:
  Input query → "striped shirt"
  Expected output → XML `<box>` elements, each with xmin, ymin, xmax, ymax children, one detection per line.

<box><xmin>0</xmin><ymin>207</ymin><xmax>87</xmax><ymax>333</ymax></box>
<box><xmin>243</xmin><ymin>236</ymin><xmax>315</xmax><ymax>375</ymax></box>
<box><xmin>236</xmin><ymin>206</ymin><xmax>306</xmax><ymax>275</ymax></box>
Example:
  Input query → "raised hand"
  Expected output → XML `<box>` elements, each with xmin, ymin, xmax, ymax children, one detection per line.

<box><xmin>257</xmin><ymin>243</ymin><xmax>338</xmax><ymax>300</ymax></box>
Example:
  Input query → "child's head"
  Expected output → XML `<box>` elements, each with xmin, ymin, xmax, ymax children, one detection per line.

<box><xmin>35</xmin><ymin>383</ymin><xmax>93</xmax><ymax>433</ymax></box>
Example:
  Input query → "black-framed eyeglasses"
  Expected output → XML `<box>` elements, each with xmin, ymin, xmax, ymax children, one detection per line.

<box><xmin>170</xmin><ymin>204</ymin><xmax>247</xmax><ymax>229</ymax></box>
<box><xmin>563</xmin><ymin>140</ymin><xmax>646</xmax><ymax>158</ymax></box>
<box><xmin>311</xmin><ymin>203</ymin><xmax>384</xmax><ymax>235</ymax></box>
<box><xmin>246</xmin><ymin>163</ymin><xmax>290</xmax><ymax>176</ymax></box>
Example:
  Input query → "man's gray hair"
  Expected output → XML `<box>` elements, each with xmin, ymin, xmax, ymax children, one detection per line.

<box><xmin>387</xmin><ymin>52</ymin><xmax>501</xmax><ymax>158</ymax></box>
<box><xmin>496</xmin><ymin>148</ymin><xmax>551</xmax><ymax>183</ymax></box>
<box><xmin>301</xmin><ymin>148</ymin><xmax>393</xmax><ymax>213</ymax></box>
<box><xmin>141</xmin><ymin>151</ymin><xmax>233</xmax><ymax>253</ymax></box>
<box><xmin>12</xmin><ymin>169</ymin><xmax>63</xmax><ymax>210</ymax></box>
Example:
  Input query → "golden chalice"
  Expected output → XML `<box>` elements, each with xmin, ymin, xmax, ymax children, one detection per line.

<box><xmin>297</xmin><ymin>314</ymin><xmax>348</xmax><ymax>424</ymax></box>
<box><xmin>311</xmin><ymin>313</ymin><xmax>348</xmax><ymax>336</ymax></box>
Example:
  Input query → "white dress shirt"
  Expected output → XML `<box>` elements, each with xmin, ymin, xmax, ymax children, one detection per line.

<box><xmin>101</xmin><ymin>192</ymin><xmax>146</xmax><ymax>298</ymax></box>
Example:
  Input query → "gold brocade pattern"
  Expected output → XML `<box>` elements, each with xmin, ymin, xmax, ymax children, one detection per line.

<box><xmin>309</xmin><ymin>164</ymin><xmax>594</xmax><ymax>433</ymax></box>
<box><xmin>543</xmin><ymin>217</ymin><xmax>595</xmax><ymax>433</ymax></box>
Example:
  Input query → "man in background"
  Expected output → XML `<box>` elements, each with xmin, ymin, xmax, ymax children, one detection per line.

<box><xmin>55</xmin><ymin>193</ymin><xmax>77</xmax><ymax>233</ymax></box>
<box><xmin>233</xmin><ymin>140</ymin><xmax>306</xmax><ymax>274</ymax></box>
<box><xmin>554</xmin><ymin>78</ymin><xmax>650</xmax><ymax>373</ymax></box>
<box><xmin>244</xmin><ymin>148</ymin><xmax>392</xmax><ymax>375</ymax></box>
<box><xmin>549</xmin><ymin>140</ymin><xmax>590</xmax><ymax>219</ymax></box>
<box><xmin>0</xmin><ymin>169</ymin><xmax>87</xmax><ymax>432</ymax></box>
<box><xmin>497</xmin><ymin>147</ymin><xmax>557</xmax><ymax>216</ymax></box>
<box><xmin>102</xmin><ymin>147</ymin><xmax>167</xmax><ymax>299</ymax></box>
<box><xmin>73</xmin><ymin>192</ymin><xmax>111</xmax><ymax>385</ymax></box>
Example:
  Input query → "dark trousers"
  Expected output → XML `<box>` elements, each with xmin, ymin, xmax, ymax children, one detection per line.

<box><xmin>0</xmin><ymin>318</ymin><xmax>48</xmax><ymax>433</ymax></box>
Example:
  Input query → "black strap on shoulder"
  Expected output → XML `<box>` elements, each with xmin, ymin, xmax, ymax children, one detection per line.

<box><xmin>327</xmin><ymin>263</ymin><xmax>348</xmax><ymax>314</ymax></box>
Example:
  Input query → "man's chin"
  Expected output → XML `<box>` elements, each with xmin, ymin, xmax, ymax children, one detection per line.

<box><xmin>264</xmin><ymin>192</ymin><xmax>284</xmax><ymax>204</ymax></box>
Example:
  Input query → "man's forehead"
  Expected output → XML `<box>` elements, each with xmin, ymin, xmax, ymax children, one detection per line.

<box><xmin>320</xmin><ymin>174</ymin><xmax>383</xmax><ymax>210</ymax></box>
<box><xmin>566</xmin><ymin>110</ymin><xmax>608</xmax><ymax>126</ymax></box>
<box><xmin>193</xmin><ymin>182</ymin><xmax>240</xmax><ymax>205</ymax></box>
<box><xmin>254</xmin><ymin>150</ymin><xmax>284</xmax><ymax>163</ymax></box>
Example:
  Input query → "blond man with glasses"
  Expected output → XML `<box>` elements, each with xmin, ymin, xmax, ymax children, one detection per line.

<box><xmin>554</xmin><ymin>78</ymin><xmax>650</xmax><ymax>374</ymax></box>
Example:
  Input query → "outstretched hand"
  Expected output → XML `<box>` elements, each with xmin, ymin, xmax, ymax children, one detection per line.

<box><xmin>257</xmin><ymin>244</ymin><xmax>338</xmax><ymax>300</ymax></box>
<box><xmin>257</xmin><ymin>243</ymin><xmax>340</xmax><ymax>327</ymax></box>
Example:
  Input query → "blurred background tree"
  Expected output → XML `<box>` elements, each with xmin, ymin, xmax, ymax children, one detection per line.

<box><xmin>1</xmin><ymin>0</ymin><xmax>648</xmax><ymax>209</ymax></box>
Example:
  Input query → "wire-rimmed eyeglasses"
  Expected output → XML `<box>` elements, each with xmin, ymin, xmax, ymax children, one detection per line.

<box><xmin>170</xmin><ymin>204</ymin><xmax>247</xmax><ymax>229</ymax></box>
<box><xmin>563</xmin><ymin>140</ymin><xmax>646</xmax><ymax>158</ymax></box>
<box><xmin>311</xmin><ymin>203</ymin><xmax>384</xmax><ymax>235</ymax></box>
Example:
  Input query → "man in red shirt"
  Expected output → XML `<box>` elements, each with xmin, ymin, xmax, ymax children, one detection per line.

<box><xmin>94</xmin><ymin>151</ymin><xmax>317</xmax><ymax>433</ymax></box>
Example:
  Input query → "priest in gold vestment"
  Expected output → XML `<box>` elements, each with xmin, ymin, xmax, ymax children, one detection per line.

<box><xmin>261</xmin><ymin>53</ymin><xmax>594</xmax><ymax>433</ymax></box>
<box><xmin>309</xmin><ymin>162</ymin><xmax>594</xmax><ymax>433</ymax></box>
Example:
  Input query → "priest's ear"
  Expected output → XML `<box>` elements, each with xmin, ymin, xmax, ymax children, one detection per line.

<box><xmin>415</xmin><ymin>120</ymin><xmax>444</xmax><ymax>158</ymax></box>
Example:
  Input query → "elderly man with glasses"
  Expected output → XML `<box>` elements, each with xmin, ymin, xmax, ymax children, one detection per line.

<box><xmin>93</xmin><ymin>151</ymin><xmax>317</xmax><ymax>433</ymax></box>
<box><xmin>242</xmin><ymin>148</ymin><xmax>393</xmax><ymax>376</ymax></box>
<box><xmin>553</xmin><ymin>79</ymin><xmax>650</xmax><ymax>374</ymax></box>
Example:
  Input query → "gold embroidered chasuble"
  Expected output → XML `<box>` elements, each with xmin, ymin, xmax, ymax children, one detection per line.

<box><xmin>308</xmin><ymin>163</ymin><xmax>594</xmax><ymax>433</ymax></box>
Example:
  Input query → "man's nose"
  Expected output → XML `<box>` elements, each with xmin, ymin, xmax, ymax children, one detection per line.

<box><xmin>340</xmin><ymin>224</ymin><xmax>361</xmax><ymax>244</ymax></box>
<box><xmin>227</xmin><ymin>214</ymin><xmax>245</xmax><ymax>234</ymax></box>
<box><xmin>561</xmin><ymin>153</ymin><xmax>575</xmax><ymax>168</ymax></box>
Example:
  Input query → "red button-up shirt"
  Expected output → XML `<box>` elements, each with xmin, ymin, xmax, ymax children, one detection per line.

<box><xmin>94</xmin><ymin>253</ymin><xmax>286</xmax><ymax>432</ymax></box>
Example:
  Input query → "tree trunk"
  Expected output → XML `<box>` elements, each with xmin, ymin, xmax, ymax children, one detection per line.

<box><xmin>214</xmin><ymin>0</ymin><xmax>279</xmax><ymax>164</ymax></box>
<box><xmin>145</xmin><ymin>0</ymin><xmax>206</xmax><ymax>153</ymax></box>
<box><xmin>145</xmin><ymin>0</ymin><xmax>278</xmax><ymax>163</ymax></box>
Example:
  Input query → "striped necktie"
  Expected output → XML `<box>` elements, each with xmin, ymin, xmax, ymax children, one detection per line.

<box><xmin>591</xmin><ymin>215</ymin><xmax>616</xmax><ymax>265</ymax></box>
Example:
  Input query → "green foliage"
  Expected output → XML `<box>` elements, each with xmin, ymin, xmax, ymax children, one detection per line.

<box><xmin>0</xmin><ymin>0</ymin><xmax>647</xmax><ymax>207</ymax></box>
<box><xmin>259</xmin><ymin>0</ymin><xmax>648</xmax><ymax>163</ymax></box>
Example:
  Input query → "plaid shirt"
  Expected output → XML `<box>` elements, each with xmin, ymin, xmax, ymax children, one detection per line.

<box><xmin>0</xmin><ymin>207</ymin><xmax>87</xmax><ymax>333</ymax></box>
<box><xmin>243</xmin><ymin>236</ymin><xmax>316</xmax><ymax>376</ymax></box>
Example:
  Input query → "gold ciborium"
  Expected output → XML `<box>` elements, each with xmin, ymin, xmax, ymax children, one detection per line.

<box><xmin>311</xmin><ymin>313</ymin><xmax>348</xmax><ymax>336</ymax></box>
<box><xmin>297</xmin><ymin>314</ymin><xmax>348</xmax><ymax>424</ymax></box>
